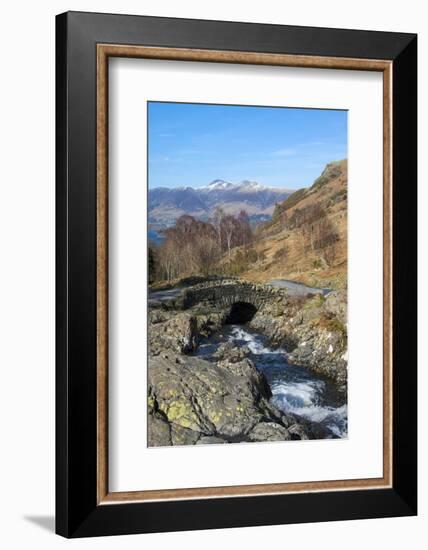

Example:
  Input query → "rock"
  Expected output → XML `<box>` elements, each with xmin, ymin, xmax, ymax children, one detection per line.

<box><xmin>286</xmin><ymin>322</ymin><xmax>347</xmax><ymax>396</ymax></box>
<box><xmin>148</xmin><ymin>412</ymin><xmax>171</xmax><ymax>446</ymax></box>
<box><xmin>248</xmin><ymin>422</ymin><xmax>290</xmax><ymax>442</ymax></box>
<box><xmin>249</xmin><ymin>291</ymin><xmax>347</xmax><ymax>395</ymax></box>
<box><xmin>287</xmin><ymin>422</ymin><xmax>310</xmax><ymax>440</ymax></box>
<box><xmin>171</xmin><ymin>424</ymin><xmax>201</xmax><ymax>446</ymax></box>
<box><xmin>149</xmin><ymin>312</ymin><xmax>198</xmax><ymax>354</ymax></box>
<box><xmin>218</xmin><ymin>357</ymin><xmax>272</xmax><ymax>399</ymax></box>
<box><xmin>149</xmin><ymin>310</ymin><xmax>169</xmax><ymax>324</ymax></box>
<box><xmin>195</xmin><ymin>312</ymin><xmax>225</xmax><ymax>339</ymax></box>
<box><xmin>213</xmin><ymin>342</ymin><xmax>250</xmax><ymax>362</ymax></box>
<box><xmin>323</xmin><ymin>290</ymin><xmax>347</xmax><ymax>324</ymax></box>
<box><xmin>196</xmin><ymin>436</ymin><xmax>227</xmax><ymax>445</ymax></box>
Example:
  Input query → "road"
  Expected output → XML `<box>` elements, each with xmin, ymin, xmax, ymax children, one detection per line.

<box><xmin>148</xmin><ymin>287</ymin><xmax>184</xmax><ymax>306</ymax></box>
<box><xmin>267</xmin><ymin>279</ymin><xmax>332</xmax><ymax>297</ymax></box>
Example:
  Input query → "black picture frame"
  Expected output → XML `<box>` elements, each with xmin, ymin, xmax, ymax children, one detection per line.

<box><xmin>56</xmin><ymin>10</ymin><xmax>417</xmax><ymax>538</ymax></box>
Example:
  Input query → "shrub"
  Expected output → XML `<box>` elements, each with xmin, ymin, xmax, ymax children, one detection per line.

<box><xmin>273</xmin><ymin>246</ymin><xmax>288</xmax><ymax>260</ymax></box>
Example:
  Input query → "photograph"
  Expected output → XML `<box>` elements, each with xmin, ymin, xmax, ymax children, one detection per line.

<box><xmin>147</xmin><ymin>101</ymin><xmax>349</xmax><ymax>446</ymax></box>
<box><xmin>0</xmin><ymin>2</ymin><xmax>420</xmax><ymax>545</ymax></box>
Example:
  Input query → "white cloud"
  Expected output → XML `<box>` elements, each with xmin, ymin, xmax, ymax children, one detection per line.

<box><xmin>271</xmin><ymin>147</ymin><xmax>297</xmax><ymax>157</ymax></box>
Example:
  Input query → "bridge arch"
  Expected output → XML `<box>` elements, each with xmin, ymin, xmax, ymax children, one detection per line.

<box><xmin>224</xmin><ymin>301</ymin><xmax>257</xmax><ymax>324</ymax></box>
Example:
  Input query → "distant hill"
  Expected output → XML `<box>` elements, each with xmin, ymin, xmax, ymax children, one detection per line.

<box><xmin>148</xmin><ymin>180</ymin><xmax>293</xmax><ymax>224</ymax></box>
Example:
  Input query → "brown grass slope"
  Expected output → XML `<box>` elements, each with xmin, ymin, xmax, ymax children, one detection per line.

<box><xmin>239</xmin><ymin>159</ymin><xmax>348</xmax><ymax>289</ymax></box>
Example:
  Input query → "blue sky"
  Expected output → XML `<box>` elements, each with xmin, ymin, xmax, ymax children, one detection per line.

<box><xmin>148</xmin><ymin>102</ymin><xmax>347</xmax><ymax>190</ymax></box>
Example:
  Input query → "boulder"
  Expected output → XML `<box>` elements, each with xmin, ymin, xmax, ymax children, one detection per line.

<box><xmin>149</xmin><ymin>312</ymin><xmax>198</xmax><ymax>354</ymax></box>
<box><xmin>323</xmin><ymin>290</ymin><xmax>347</xmax><ymax>324</ymax></box>
<box><xmin>171</xmin><ymin>424</ymin><xmax>201</xmax><ymax>446</ymax></box>
<box><xmin>287</xmin><ymin>422</ymin><xmax>311</xmax><ymax>440</ymax></box>
<box><xmin>196</xmin><ymin>436</ymin><xmax>228</xmax><ymax>445</ymax></box>
<box><xmin>147</xmin><ymin>352</ymin><xmax>299</xmax><ymax>445</ymax></box>
<box><xmin>248</xmin><ymin>422</ymin><xmax>290</xmax><ymax>442</ymax></box>
<box><xmin>148</xmin><ymin>412</ymin><xmax>171</xmax><ymax>447</ymax></box>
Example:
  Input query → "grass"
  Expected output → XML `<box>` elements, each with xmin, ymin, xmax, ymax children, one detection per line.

<box><xmin>278</xmin><ymin>188</ymin><xmax>307</xmax><ymax>211</ymax></box>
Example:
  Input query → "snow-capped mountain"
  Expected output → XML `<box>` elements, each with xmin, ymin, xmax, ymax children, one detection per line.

<box><xmin>148</xmin><ymin>179</ymin><xmax>292</xmax><ymax>224</ymax></box>
<box><xmin>200</xmin><ymin>179</ymin><xmax>276</xmax><ymax>192</ymax></box>
<box><xmin>201</xmin><ymin>179</ymin><xmax>236</xmax><ymax>191</ymax></box>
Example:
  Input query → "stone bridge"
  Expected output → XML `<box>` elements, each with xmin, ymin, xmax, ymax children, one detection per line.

<box><xmin>182</xmin><ymin>279</ymin><xmax>286</xmax><ymax>316</ymax></box>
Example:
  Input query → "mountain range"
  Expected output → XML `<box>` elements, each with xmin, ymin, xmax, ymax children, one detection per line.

<box><xmin>148</xmin><ymin>180</ymin><xmax>293</xmax><ymax>224</ymax></box>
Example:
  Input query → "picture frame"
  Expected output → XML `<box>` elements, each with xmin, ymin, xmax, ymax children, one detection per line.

<box><xmin>56</xmin><ymin>11</ymin><xmax>417</xmax><ymax>538</ymax></box>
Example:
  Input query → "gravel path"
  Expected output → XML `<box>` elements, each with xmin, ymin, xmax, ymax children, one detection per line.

<box><xmin>148</xmin><ymin>288</ymin><xmax>183</xmax><ymax>306</ymax></box>
<box><xmin>267</xmin><ymin>279</ymin><xmax>332</xmax><ymax>297</ymax></box>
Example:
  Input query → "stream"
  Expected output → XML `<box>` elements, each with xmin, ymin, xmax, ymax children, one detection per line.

<box><xmin>194</xmin><ymin>325</ymin><xmax>348</xmax><ymax>439</ymax></box>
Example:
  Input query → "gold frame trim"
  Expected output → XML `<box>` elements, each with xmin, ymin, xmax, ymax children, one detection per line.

<box><xmin>96</xmin><ymin>44</ymin><xmax>393</xmax><ymax>505</ymax></box>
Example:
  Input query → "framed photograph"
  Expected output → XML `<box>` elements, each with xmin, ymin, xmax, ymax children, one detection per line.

<box><xmin>56</xmin><ymin>11</ymin><xmax>417</xmax><ymax>538</ymax></box>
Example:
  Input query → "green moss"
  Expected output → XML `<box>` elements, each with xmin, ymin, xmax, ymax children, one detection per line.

<box><xmin>327</xmin><ymin>317</ymin><xmax>347</xmax><ymax>337</ymax></box>
<box><xmin>303</xmin><ymin>293</ymin><xmax>325</xmax><ymax>311</ymax></box>
<box><xmin>314</xmin><ymin>294</ymin><xmax>326</xmax><ymax>307</ymax></box>
<box><xmin>313</xmin><ymin>314</ymin><xmax>347</xmax><ymax>345</ymax></box>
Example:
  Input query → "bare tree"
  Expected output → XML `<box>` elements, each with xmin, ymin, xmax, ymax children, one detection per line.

<box><xmin>156</xmin><ymin>215</ymin><xmax>222</xmax><ymax>280</ymax></box>
<box><xmin>221</xmin><ymin>215</ymin><xmax>238</xmax><ymax>260</ymax></box>
<box><xmin>293</xmin><ymin>205</ymin><xmax>339</xmax><ymax>266</ymax></box>
<box><xmin>237</xmin><ymin>209</ymin><xmax>253</xmax><ymax>248</ymax></box>
<box><xmin>154</xmin><ymin>209</ymin><xmax>258</xmax><ymax>282</ymax></box>
<box><xmin>212</xmin><ymin>206</ymin><xmax>225</xmax><ymax>250</ymax></box>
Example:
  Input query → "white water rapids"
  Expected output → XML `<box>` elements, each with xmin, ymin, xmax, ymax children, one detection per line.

<box><xmin>196</xmin><ymin>325</ymin><xmax>348</xmax><ymax>439</ymax></box>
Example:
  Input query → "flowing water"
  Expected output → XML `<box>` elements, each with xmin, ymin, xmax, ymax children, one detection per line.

<box><xmin>195</xmin><ymin>325</ymin><xmax>347</xmax><ymax>439</ymax></box>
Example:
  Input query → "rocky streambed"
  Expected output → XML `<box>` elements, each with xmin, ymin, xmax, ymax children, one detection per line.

<box><xmin>148</xmin><ymin>278</ymin><xmax>348</xmax><ymax>446</ymax></box>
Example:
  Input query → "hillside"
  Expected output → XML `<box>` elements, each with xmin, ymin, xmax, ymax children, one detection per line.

<box><xmin>237</xmin><ymin>160</ymin><xmax>348</xmax><ymax>289</ymax></box>
<box><xmin>148</xmin><ymin>179</ymin><xmax>292</xmax><ymax>224</ymax></box>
